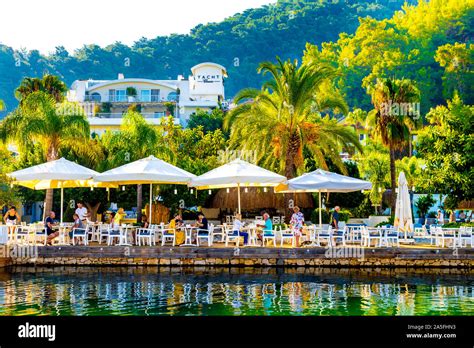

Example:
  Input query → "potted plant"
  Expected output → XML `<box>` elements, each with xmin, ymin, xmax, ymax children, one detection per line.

<box><xmin>126</xmin><ymin>87</ymin><xmax>137</xmax><ymax>102</ymax></box>
<box><xmin>414</xmin><ymin>194</ymin><xmax>436</xmax><ymax>224</ymax></box>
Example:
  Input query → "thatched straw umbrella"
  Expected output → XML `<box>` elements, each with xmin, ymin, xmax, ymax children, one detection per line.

<box><xmin>210</xmin><ymin>187</ymin><xmax>314</xmax><ymax>212</ymax></box>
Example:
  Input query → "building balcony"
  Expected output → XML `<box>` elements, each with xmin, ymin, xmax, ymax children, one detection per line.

<box><xmin>84</xmin><ymin>95</ymin><xmax>174</xmax><ymax>103</ymax></box>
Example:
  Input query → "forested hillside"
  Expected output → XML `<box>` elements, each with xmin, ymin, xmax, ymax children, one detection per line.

<box><xmin>0</xmin><ymin>0</ymin><xmax>413</xmax><ymax>116</ymax></box>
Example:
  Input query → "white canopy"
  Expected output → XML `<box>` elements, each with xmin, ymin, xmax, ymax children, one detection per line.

<box><xmin>394</xmin><ymin>171</ymin><xmax>413</xmax><ymax>237</ymax></box>
<box><xmin>7</xmin><ymin>158</ymin><xmax>114</xmax><ymax>222</ymax></box>
<box><xmin>276</xmin><ymin>169</ymin><xmax>373</xmax><ymax>193</ymax></box>
<box><xmin>275</xmin><ymin>169</ymin><xmax>372</xmax><ymax>230</ymax></box>
<box><xmin>94</xmin><ymin>155</ymin><xmax>196</xmax><ymax>221</ymax></box>
<box><xmin>189</xmin><ymin>159</ymin><xmax>286</xmax><ymax>214</ymax></box>
<box><xmin>94</xmin><ymin>155</ymin><xmax>196</xmax><ymax>185</ymax></box>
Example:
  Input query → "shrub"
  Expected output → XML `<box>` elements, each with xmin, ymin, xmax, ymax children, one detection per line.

<box><xmin>375</xmin><ymin>216</ymin><xmax>395</xmax><ymax>227</ymax></box>
<box><xmin>310</xmin><ymin>208</ymin><xmax>330</xmax><ymax>224</ymax></box>
<box><xmin>338</xmin><ymin>209</ymin><xmax>352</xmax><ymax>223</ymax></box>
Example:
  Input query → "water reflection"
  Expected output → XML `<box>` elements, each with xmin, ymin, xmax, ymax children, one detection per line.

<box><xmin>0</xmin><ymin>267</ymin><xmax>472</xmax><ymax>316</ymax></box>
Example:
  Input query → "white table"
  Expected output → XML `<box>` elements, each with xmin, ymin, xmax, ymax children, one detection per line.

<box><xmin>118</xmin><ymin>225</ymin><xmax>136</xmax><ymax>246</ymax></box>
<box><xmin>181</xmin><ymin>225</ymin><xmax>198</xmax><ymax>247</ymax></box>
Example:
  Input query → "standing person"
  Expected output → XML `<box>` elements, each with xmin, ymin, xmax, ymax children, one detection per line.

<box><xmin>437</xmin><ymin>209</ymin><xmax>444</xmax><ymax>226</ymax></box>
<box><xmin>45</xmin><ymin>211</ymin><xmax>59</xmax><ymax>245</ymax></box>
<box><xmin>459</xmin><ymin>210</ymin><xmax>467</xmax><ymax>223</ymax></box>
<box><xmin>113</xmin><ymin>208</ymin><xmax>126</xmax><ymax>229</ymax></box>
<box><xmin>331</xmin><ymin>206</ymin><xmax>341</xmax><ymax>247</ymax></box>
<box><xmin>290</xmin><ymin>206</ymin><xmax>305</xmax><ymax>247</ymax></box>
<box><xmin>75</xmin><ymin>202</ymin><xmax>88</xmax><ymax>223</ymax></box>
<box><xmin>4</xmin><ymin>206</ymin><xmax>20</xmax><ymax>225</ymax></box>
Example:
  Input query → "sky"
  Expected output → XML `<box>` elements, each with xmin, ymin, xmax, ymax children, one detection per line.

<box><xmin>0</xmin><ymin>0</ymin><xmax>275</xmax><ymax>54</ymax></box>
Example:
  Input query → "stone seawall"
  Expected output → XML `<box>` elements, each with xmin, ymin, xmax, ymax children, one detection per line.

<box><xmin>5</xmin><ymin>245</ymin><xmax>474</xmax><ymax>268</ymax></box>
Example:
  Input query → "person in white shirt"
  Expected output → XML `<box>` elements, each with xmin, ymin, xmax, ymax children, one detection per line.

<box><xmin>75</xmin><ymin>202</ymin><xmax>88</xmax><ymax>222</ymax></box>
<box><xmin>437</xmin><ymin>209</ymin><xmax>444</xmax><ymax>225</ymax></box>
<box><xmin>232</xmin><ymin>214</ymin><xmax>248</xmax><ymax>245</ymax></box>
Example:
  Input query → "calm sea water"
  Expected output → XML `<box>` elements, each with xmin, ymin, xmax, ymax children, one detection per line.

<box><xmin>0</xmin><ymin>267</ymin><xmax>473</xmax><ymax>316</ymax></box>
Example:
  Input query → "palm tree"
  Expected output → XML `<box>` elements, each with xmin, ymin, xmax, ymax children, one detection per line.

<box><xmin>1</xmin><ymin>91</ymin><xmax>95</xmax><ymax>214</ymax></box>
<box><xmin>100</xmin><ymin>111</ymin><xmax>172</xmax><ymax>222</ymax></box>
<box><xmin>15</xmin><ymin>75</ymin><xmax>67</xmax><ymax>103</ymax></box>
<box><xmin>367</xmin><ymin>77</ymin><xmax>420</xmax><ymax>212</ymax></box>
<box><xmin>225</xmin><ymin>57</ymin><xmax>362</xmax><ymax>178</ymax></box>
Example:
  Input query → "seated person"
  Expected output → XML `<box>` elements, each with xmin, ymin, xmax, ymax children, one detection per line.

<box><xmin>232</xmin><ymin>213</ymin><xmax>248</xmax><ymax>245</ymax></box>
<box><xmin>140</xmin><ymin>215</ymin><xmax>149</xmax><ymax>229</ymax></box>
<box><xmin>258</xmin><ymin>213</ymin><xmax>273</xmax><ymax>241</ymax></box>
<box><xmin>196</xmin><ymin>213</ymin><xmax>208</xmax><ymax>231</ymax></box>
<box><xmin>69</xmin><ymin>213</ymin><xmax>84</xmax><ymax>244</ymax></box>
<box><xmin>45</xmin><ymin>211</ymin><xmax>59</xmax><ymax>245</ymax></box>
<box><xmin>169</xmin><ymin>213</ymin><xmax>185</xmax><ymax>245</ymax></box>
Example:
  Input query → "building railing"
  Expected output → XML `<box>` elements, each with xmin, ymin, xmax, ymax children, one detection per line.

<box><xmin>84</xmin><ymin>95</ymin><xmax>169</xmax><ymax>103</ymax></box>
<box><xmin>91</xmin><ymin>113</ymin><xmax>167</xmax><ymax>119</ymax></box>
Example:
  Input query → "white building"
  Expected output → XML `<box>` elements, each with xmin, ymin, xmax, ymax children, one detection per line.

<box><xmin>67</xmin><ymin>62</ymin><xmax>227</xmax><ymax>134</ymax></box>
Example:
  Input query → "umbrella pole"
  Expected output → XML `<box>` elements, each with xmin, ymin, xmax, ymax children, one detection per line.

<box><xmin>149</xmin><ymin>184</ymin><xmax>153</xmax><ymax>224</ymax></box>
<box><xmin>319</xmin><ymin>190</ymin><xmax>322</xmax><ymax>231</ymax></box>
<box><xmin>60</xmin><ymin>186</ymin><xmax>64</xmax><ymax>224</ymax></box>
<box><xmin>237</xmin><ymin>184</ymin><xmax>241</xmax><ymax>215</ymax></box>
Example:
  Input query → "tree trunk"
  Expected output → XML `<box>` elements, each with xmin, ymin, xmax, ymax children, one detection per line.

<box><xmin>283</xmin><ymin>132</ymin><xmax>300</xmax><ymax>221</ymax></box>
<box><xmin>389</xmin><ymin>146</ymin><xmax>397</xmax><ymax>215</ymax></box>
<box><xmin>137</xmin><ymin>184</ymin><xmax>143</xmax><ymax>223</ymax></box>
<box><xmin>44</xmin><ymin>144</ymin><xmax>59</xmax><ymax>219</ymax></box>
<box><xmin>85</xmin><ymin>203</ymin><xmax>101</xmax><ymax>222</ymax></box>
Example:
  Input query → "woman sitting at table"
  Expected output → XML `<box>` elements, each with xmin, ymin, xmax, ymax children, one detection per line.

<box><xmin>4</xmin><ymin>206</ymin><xmax>20</xmax><ymax>225</ymax></box>
<box><xmin>232</xmin><ymin>213</ymin><xmax>248</xmax><ymax>245</ymax></box>
<box><xmin>169</xmin><ymin>213</ymin><xmax>185</xmax><ymax>245</ymax></box>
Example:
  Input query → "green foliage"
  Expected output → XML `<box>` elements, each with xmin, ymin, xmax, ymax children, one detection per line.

<box><xmin>337</xmin><ymin>210</ymin><xmax>352</xmax><ymax>223</ymax></box>
<box><xmin>443</xmin><ymin>222</ymin><xmax>474</xmax><ymax>228</ymax></box>
<box><xmin>375</xmin><ymin>216</ymin><xmax>395</xmax><ymax>227</ymax></box>
<box><xmin>311</xmin><ymin>208</ymin><xmax>330</xmax><ymax>224</ymax></box>
<box><xmin>0</xmin><ymin>0</ymin><xmax>413</xmax><ymax>117</ymax></box>
<box><xmin>415</xmin><ymin>194</ymin><xmax>436</xmax><ymax>218</ymax></box>
<box><xmin>415</xmin><ymin>94</ymin><xmax>473</xmax><ymax>203</ymax></box>
<box><xmin>126</xmin><ymin>87</ymin><xmax>137</xmax><ymax>96</ymax></box>
<box><xmin>187</xmin><ymin>108</ymin><xmax>225</xmax><ymax>134</ymax></box>
<box><xmin>226</xmin><ymin>57</ymin><xmax>360</xmax><ymax>178</ymax></box>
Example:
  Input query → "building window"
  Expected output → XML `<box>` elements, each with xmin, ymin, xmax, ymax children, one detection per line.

<box><xmin>91</xmin><ymin>93</ymin><xmax>101</xmax><ymax>102</ymax></box>
<box><xmin>140</xmin><ymin>90</ymin><xmax>151</xmax><ymax>102</ymax></box>
<box><xmin>151</xmin><ymin>89</ymin><xmax>160</xmax><ymax>102</ymax></box>
<box><xmin>154</xmin><ymin>112</ymin><xmax>165</xmax><ymax>118</ymax></box>
<box><xmin>116</xmin><ymin>90</ymin><xmax>126</xmax><ymax>102</ymax></box>
<box><xmin>167</xmin><ymin>91</ymin><xmax>178</xmax><ymax>101</ymax></box>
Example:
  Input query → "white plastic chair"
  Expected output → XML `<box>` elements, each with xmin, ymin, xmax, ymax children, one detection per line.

<box><xmin>434</xmin><ymin>226</ymin><xmax>456</xmax><ymax>248</ymax></box>
<box><xmin>196</xmin><ymin>224</ymin><xmax>214</xmax><ymax>247</ymax></box>
<box><xmin>361</xmin><ymin>226</ymin><xmax>381</xmax><ymax>247</ymax></box>
<box><xmin>384</xmin><ymin>227</ymin><xmax>400</xmax><ymax>247</ymax></box>
<box><xmin>272</xmin><ymin>216</ymin><xmax>281</xmax><ymax>224</ymax></box>
<box><xmin>107</xmin><ymin>227</ymin><xmax>121</xmax><ymax>246</ymax></box>
<box><xmin>225</xmin><ymin>223</ymin><xmax>241</xmax><ymax>247</ymax></box>
<box><xmin>280</xmin><ymin>227</ymin><xmax>295</xmax><ymax>247</ymax></box>
<box><xmin>317</xmin><ymin>226</ymin><xmax>333</xmax><ymax>247</ymax></box>
<box><xmin>72</xmin><ymin>228</ymin><xmax>88</xmax><ymax>245</ymax></box>
<box><xmin>98</xmin><ymin>224</ymin><xmax>111</xmax><ymax>244</ymax></box>
<box><xmin>212</xmin><ymin>225</ymin><xmax>225</xmax><ymax>243</ymax></box>
<box><xmin>458</xmin><ymin>227</ymin><xmax>473</xmax><ymax>248</ymax></box>
<box><xmin>33</xmin><ymin>225</ymin><xmax>48</xmax><ymax>246</ymax></box>
<box><xmin>136</xmin><ymin>227</ymin><xmax>156</xmax><ymax>246</ymax></box>
<box><xmin>262</xmin><ymin>226</ymin><xmax>276</xmax><ymax>247</ymax></box>
<box><xmin>15</xmin><ymin>226</ymin><xmax>30</xmax><ymax>245</ymax></box>
<box><xmin>160</xmin><ymin>223</ymin><xmax>176</xmax><ymax>246</ymax></box>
